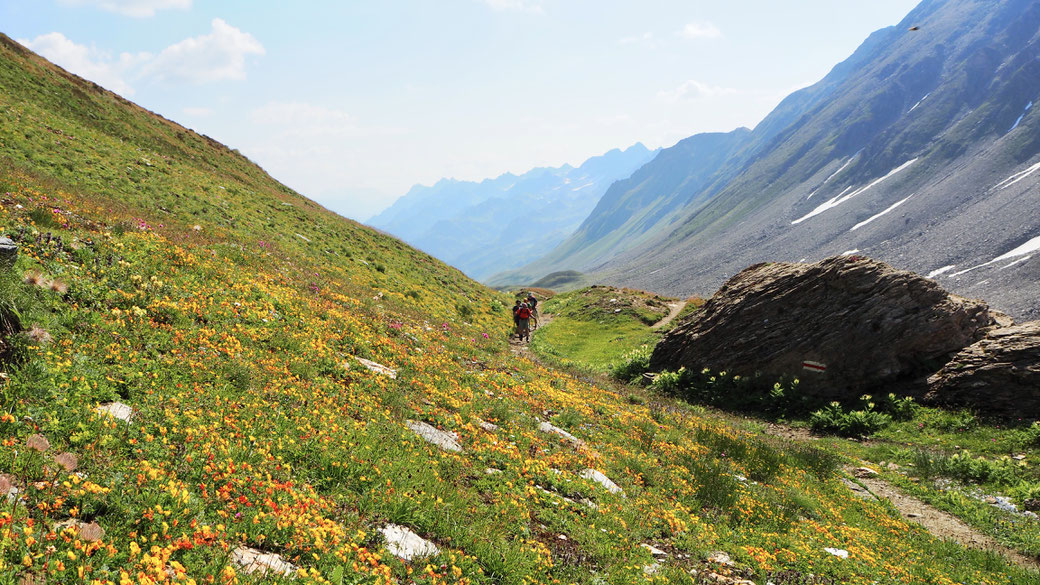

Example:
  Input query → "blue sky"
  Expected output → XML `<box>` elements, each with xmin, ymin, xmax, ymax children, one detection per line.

<box><xmin>2</xmin><ymin>0</ymin><xmax>920</xmax><ymax>221</ymax></box>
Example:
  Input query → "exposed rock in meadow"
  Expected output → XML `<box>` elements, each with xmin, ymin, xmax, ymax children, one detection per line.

<box><xmin>355</xmin><ymin>357</ymin><xmax>397</xmax><ymax>379</ymax></box>
<box><xmin>380</xmin><ymin>524</ymin><xmax>439</xmax><ymax>561</ymax></box>
<box><xmin>538</xmin><ymin>421</ymin><xmax>584</xmax><ymax>447</ymax></box>
<box><xmin>0</xmin><ymin>236</ymin><xmax>17</xmax><ymax>266</ymax></box>
<box><xmin>406</xmin><ymin>420</ymin><xmax>462</xmax><ymax>452</ymax></box>
<box><xmin>641</xmin><ymin>543</ymin><xmax>668</xmax><ymax>557</ymax></box>
<box><xmin>231</xmin><ymin>546</ymin><xmax>297</xmax><ymax>577</ymax></box>
<box><xmin>926</xmin><ymin>321</ymin><xmax>1040</xmax><ymax>417</ymax></box>
<box><xmin>651</xmin><ymin>256</ymin><xmax>1000</xmax><ymax>399</ymax></box>
<box><xmin>580</xmin><ymin>468</ymin><xmax>625</xmax><ymax>497</ymax></box>
<box><xmin>96</xmin><ymin>401</ymin><xmax>133</xmax><ymax>423</ymax></box>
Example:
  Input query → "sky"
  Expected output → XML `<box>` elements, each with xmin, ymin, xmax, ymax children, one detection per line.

<box><xmin>1</xmin><ymin>0</ymin><xmax>921</xmax><ymax>221</ymax></box>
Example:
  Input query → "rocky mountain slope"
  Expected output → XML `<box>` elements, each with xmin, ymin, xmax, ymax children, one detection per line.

<box><xmin>496</xmin><ymin>0</ymin><xmax>1040</xmax><ymax>321</ymax></box>
<box><xmin>368</xmin><ymin>144</ymin><xmax>656</xmax><ymax>280</ymax></box>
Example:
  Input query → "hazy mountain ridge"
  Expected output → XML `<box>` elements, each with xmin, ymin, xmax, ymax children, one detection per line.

<box><xmin>368</xmin><ymin>144</ymin><xmax>657</xmax><ymax>279</ymax></box>
<box><xmin>488</xmin><ymin>18</ymin><xmax>912</xmax><ymax>287</ymax></box>
<box><xmin>501</xmin><ymin>0</ymin><xmax>1040</xmax><ymax>320</ymax></box>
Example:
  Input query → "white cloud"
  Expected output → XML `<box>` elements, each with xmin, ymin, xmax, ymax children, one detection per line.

<box><xmin>657</xmin><ymin>80</ymin><xmax>738</xmax><ymax>103</ymax></box>
<box><xmin>680</xmin><ymin>21</ymin><xmax>722</xmax><ymax>40</ymax></box>
<box><xmin>479</xmin><ymin>0</ymin><xmax>545</xmax><ymax>14</ymax></box>
<box><xmin>17</xmin><ymin>19</ymin><xmax>263</xmax><ymax>95</ymax></box>
<box><xmin>143</xmin><ymin>18</ymin><xmax>264</xmax><ymax>84</ymax></box>
<box><xmin>60</xmin><ymin>0</ymin><xmax>192</xmax><ymax>18</ymax></box>
<box><xmin>17</xmin><ymin>32</ymin><xmax>149</xmax><ymax>96</ymax></box>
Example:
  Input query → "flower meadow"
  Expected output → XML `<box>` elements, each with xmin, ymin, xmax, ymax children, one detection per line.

<box><xmin>0</xmin><ymin>33</ymin><xmax>1036</xmax><ymax>585</ymax></box>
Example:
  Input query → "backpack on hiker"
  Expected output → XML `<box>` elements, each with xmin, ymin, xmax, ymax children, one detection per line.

<box><xmin>517</xmin><ymin>306</ymin><xmax>531</xmax><ymax>320</ymax></box>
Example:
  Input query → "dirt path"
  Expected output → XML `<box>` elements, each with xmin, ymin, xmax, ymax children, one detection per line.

<box><xmin>651</xmin><ymin>300</ymin><xmax>686</xmax><ymax>329</ymax></box>
<box><xmin>509</xmin><ymin>311</ymin><xmax>553</xmax><ymax>356</ymax></box>
<box><xmin>849</xmin><ymin>471</ymin><xmax>1039</xmax><ymax>570</ymax></box>
<box><xmin>756</xmin><ymin>423</ymin><xmax>1037</xmax><ymax>570</ymax></box>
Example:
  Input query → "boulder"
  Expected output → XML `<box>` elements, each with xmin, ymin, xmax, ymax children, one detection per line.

<box><xmin>926</xmin><ymin>321</ymin><xmax>1040</xmax><ymax>417</ymax></box>
<box><xmin>650</xmin><ymin>256</ymin><xmax>1000</xmax><ymax>399</ymax></box>
<box><xmin>0</xmin><ymin>236</ymin><xmax>17</xmax><ymax>267</ymax></box>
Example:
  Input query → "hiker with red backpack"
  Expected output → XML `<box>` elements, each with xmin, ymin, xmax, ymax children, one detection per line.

<box><xmin>516</xmin><ymin>302</ymin><xmax>532</xmax><ymax>341</ymax></box>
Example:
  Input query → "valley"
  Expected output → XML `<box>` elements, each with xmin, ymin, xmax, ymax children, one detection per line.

<box><xmin>1</xmin><ymin>0</ymin><xmax>1040</xmax><ymax>583</ymax></box>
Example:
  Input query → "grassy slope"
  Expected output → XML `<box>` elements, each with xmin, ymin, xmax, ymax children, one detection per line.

<box><xmin>530</xmin><ymin>287</ymin><xmax>673</xmax><ymax>373</ymax></box>
<box><xmin>0</xmin><ymin>33</ymin><xmax>1035</xmax><ymax>585</ymax></box>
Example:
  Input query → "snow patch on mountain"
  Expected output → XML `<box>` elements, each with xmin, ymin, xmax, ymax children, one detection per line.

<box><xmin>808</xmin><ymin>154</ymin><xmax>859</xmax><ymax>200</ymax></box>
<box><xmin>908</xmin><ymin>93</ymin><xmax>930</xmax><ymax>113</ymax></box>
<box><xmin>851</xmin><ymin>194</ymin><xmax>913</xmax><ymax>231</ymax></box>
<box><xmin>994</xmin><ymin>160</ymin><xmax>1040</xmax><ymax>190</ymax></box>
<box><xmin>950</xmin><ymin>235</ymin><xmax>1040</xmax><ymax>277</ymax></box>
<box><xmin>1008</xmin><ymin>101</ymin><xmax>1033</xmax><ymax>133</ymax></box>
<box><xmin>792</xmin><ymin>158</ymin><xmax>918</xmax><ymax>225</ymax></box>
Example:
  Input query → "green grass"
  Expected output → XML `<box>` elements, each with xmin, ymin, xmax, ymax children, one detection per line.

<box><xmin>529</xmin><ymin>285</ymin><xmax>674</xmax><ymax>373</ymax></box>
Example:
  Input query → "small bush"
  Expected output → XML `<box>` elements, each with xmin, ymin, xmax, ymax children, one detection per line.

<box><xmin>1025</xmin><ymin>421</ymin><xmax>1040</xmax><ymax>447</ymax></box>
<box><xmin>880</xmin><ymin>393</ymin><xmax>918</xmax><ymax>421</ymax></box>
<box><xmin>609</xmin><ymin>345</ymin><xmax>652</xmax><ymax>383</ymax></box>
<box><xmin>912</xmin><ymin>449</ymin><xmax>1023</xmax><ymax>485</ymax></box>
<box><xmin>810</xmin><ymin>398</ymin><xmax>891</xmax><ymax>438</ymax></box>
<box><xmin>649</xmin><ymin>367</ymin><xmax>690</xmax><ymax>395</ymax></box>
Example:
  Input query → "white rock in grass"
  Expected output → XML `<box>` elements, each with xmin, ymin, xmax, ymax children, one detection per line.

<box><xmin>823</xmin><ymin>547</ymin><xmax>849</xmax><ymax>559</ymax></box>
<box><xmin>641</xmin><ymin>543</ymin><xmax>668</xmax><ymax>558</ymax></box>
<box><xmin>478</xmin><ymin>419</ymin><xmax>499</xmax><ymax>432</ymax></box>
<box><xmin>380</xmin><ymin>524</ymin><xmax>439</xmax><ymax>561</ymax></box>
<box><xmin>406</xmin><ymin>420</ymin><xmax>462</xmax><ymax>452</ymax></box>
<box><xmin>642</xmin><ymin>564</ymin><xmax>660</xmax><ymax>575</ymax></box>
<box><xmin>355</xmin><ymin>357</ymin><xmax>397</xmax><ymax>379</ymax></box>
<box><xmin>96</xmin><ymin>402</ymin><xmax>133</xmax><ymax>423</ymax></box>
<box><xmin>231</xmin><ymin>546</ymin><xmax>297</xmax><ymax>577</ymax></box>
<box><xmin>580</xmin><ymin>468</ymin><xmax>625</xmax><ymax>497</ymax></box>
<box><xmin>538</xmin><ymin>421</ymin><xmax>584</xmax><ymax>447</ymax></box>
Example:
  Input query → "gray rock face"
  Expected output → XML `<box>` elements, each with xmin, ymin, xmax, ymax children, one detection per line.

<box><xmin>0</xmin><ymin>236</ymin><xmax>17</xmax><ymax>266</ymax></box>
<box><xmin>926</xmin><ymin>321</ymin><xmax>1040</xmax><ymax>417</ymax></box>
<box><xmin>650</xmin><ymin>256</ymin><xmax>999</xmax><ymax>398</ymax></box>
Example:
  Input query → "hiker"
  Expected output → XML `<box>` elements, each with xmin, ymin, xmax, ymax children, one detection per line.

<box><xmin>512</xmin><ymin>299</ymin><xmax>522</xmax><ymax>338</ymax></box>
<box><xmin>526</xmin><ymin>292</ymin><xmax>539</xmax><ymax>329</ymax></box>
<box><xmin>516</xmin><ymin>302</ymin><xmax>532</xmax><ymax>341</ymax></box>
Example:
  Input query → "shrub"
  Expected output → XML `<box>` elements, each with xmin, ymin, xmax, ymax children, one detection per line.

<box><xmin>1026</xmin><ymin>421</ymin><xmax>1040</xmax><ymax>447</ymax></box>
<box><xmin>880</xmin><ymin>393</ymin><xmax>918</xmax><ymax>421</ymax></box>
<box><xmin>608</xmin><ymin>344</ymin><xmax>652</xmax><ymax>383</ymax></box>
<box><xmin>912</xmin><ymin>449</ymin><xmax>1023</xmax><ymax>485</ymax></box>
<box><xmin>649</xmin><ymin>367</ymin><xmax>690</xmax><ymax>395</ymax></box>
<box><xmin>809</xmin><ymin>398</ymin><xmax>891</xmax><ymax>438</ymax></box>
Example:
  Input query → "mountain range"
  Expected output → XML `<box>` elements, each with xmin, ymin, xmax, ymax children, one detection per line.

<box><xmin>486</xmin><ymin>0</ymin><xmax>1040</xmax><ymax>321</ymax></box>
<box><xmin>368</xmin><ymin>144</ymin><xmax>656</xmax><ymax>280</ymax></box>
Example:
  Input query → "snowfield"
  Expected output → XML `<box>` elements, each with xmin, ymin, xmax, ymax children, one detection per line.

<box><xmin>792</xmin><ymin>158</ymin><xmax>918</xmax><ymax>225</ymax></box>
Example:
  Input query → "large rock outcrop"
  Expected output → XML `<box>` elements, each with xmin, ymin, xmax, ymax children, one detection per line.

<box><xmin>926</xmin><ymin>322</ymin><xmax>1040</xmax><ymax>418</ymax></box>
<box><xmin>650</xmin><ymin>256</ymin><xmax>1002</xmax><ymax>399</ymax></box>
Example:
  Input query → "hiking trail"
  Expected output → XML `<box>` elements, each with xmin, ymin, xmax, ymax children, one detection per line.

<box><xmin>849</xmin><ymin>469</ymin><xmax>1039</xmax><ymax>570</ymax></box>
<box><xmin>509</xmin><ymin>311</ymin><xmax>553</xmax><ymax>356</ymax></box>
<box><xmin>760</xmin><ymin>424</ymin><xmax>1039</xmax><ymax>570</ymax></box>
<box><xmin>651</xmin><ymin>300</ymin><xmax>686</xmax><ymax>329</ymax></box>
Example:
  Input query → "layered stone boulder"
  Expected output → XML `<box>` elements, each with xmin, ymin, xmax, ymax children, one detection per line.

<box><xmin>926</xmin><ymin>322</ymin><xmax>1040</xmax><ymax>417</ymax></box>
<box><xmin>650</xmin><ymin>256</ymin><xmax>1002</xmax><ymax>399</ymax></box>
